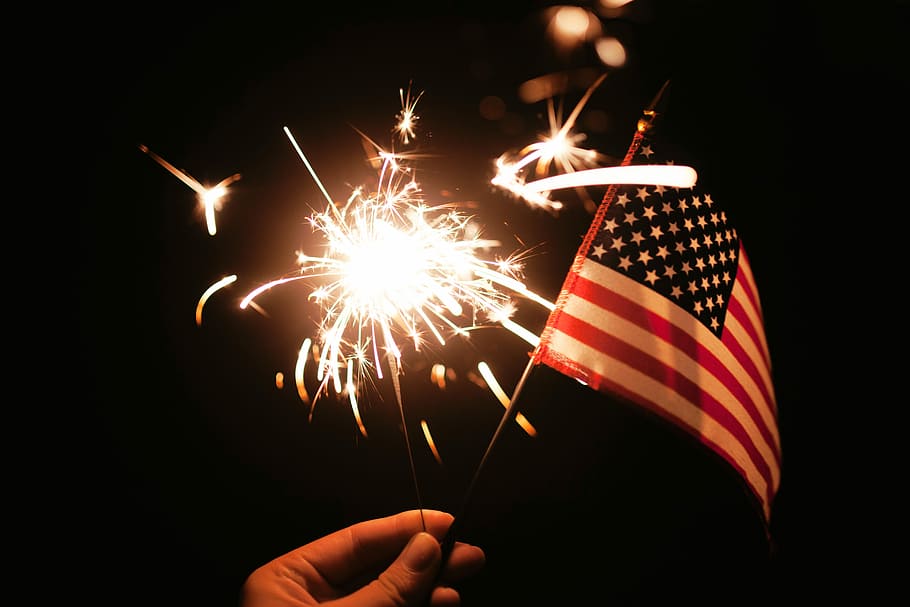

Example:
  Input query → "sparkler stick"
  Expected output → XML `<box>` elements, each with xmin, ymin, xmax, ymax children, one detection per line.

<box><xmin>439</xmin><ymin>80</ymin><xmax>679</xmax><ymax>566</ymax></box>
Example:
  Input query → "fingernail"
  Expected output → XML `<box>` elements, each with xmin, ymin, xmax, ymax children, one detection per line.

<box><xmin>403</xmin><ymin>532</ymin><xmax>438</xmax><ymax>571</ymax></box>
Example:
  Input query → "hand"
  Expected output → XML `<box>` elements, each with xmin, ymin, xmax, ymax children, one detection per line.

<box><xmin>240</xmin><ymin>509</ymin><xmax>485</xmax><ymax>607</ymax></box>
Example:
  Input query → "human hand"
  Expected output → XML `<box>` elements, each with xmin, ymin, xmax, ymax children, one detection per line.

<box><xmin>240</xmin><ymin>509</ymin><xmax>485</xmax><ymax>607</ymax></box>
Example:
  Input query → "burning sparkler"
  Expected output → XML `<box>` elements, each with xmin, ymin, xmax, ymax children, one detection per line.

<box><xmin>492</xmin><ymin>73</ymin><xmax>608</xmax><ymax>213</ymax></box>
<box><xmin>240</xmin><ymin>126</ymin><xmax>549</xmax><ymax>410</ymax></box>
<box><xmin>139</xmin><ymin>144</ymin><xmax>240</xmax><ymax>235</ymax></box>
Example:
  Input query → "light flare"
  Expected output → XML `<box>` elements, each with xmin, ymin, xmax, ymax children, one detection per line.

<box><xmin>140</xmin><ymin>144</ymin><xmax>240</xmax><ymax>235</ymax></box>
<box><xmin>240</xmin><ymin>128</ymin><xmax>554</xmax><ymax>413</ymax></box>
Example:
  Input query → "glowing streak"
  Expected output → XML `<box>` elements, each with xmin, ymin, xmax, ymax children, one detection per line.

<box><xmin>431</xmin><ymin>364</ymin><xmax>447</xmax><ymax>390</ymax></box>
<box><xmin>521</xmin><ymin>164</ymin><xmax>697</xmax><ymax>193</ymax></box>
<box><xmin>140</xmin><ymin>144</ymin><xmax>240</xmax><ymax>235</ymax></box>
<box><xmin>195</xmin><ymin>274</ymin><xmax>238</xmax><ymax>326</ymax></box>
<box><xmin>295</xmin><ymin>337</ymin><xmax>312</xmax><ymax>405</ymax></box>
<box><xmin>477</xmin><ymin>362</ymin><xmax>537</xmax><ymax>437</ymax></box>
<box><xmin>498</xmin><ymin>318</ymin><xmax>540</xmax><ymax>348</ymax></box>
<box><xmin>346</xmin><ymin>361</ymin><xmax>368</xmax><ymax>437</ymax></box>
<box><xmin>420</xmin><ymin>419</ymin><xmax>443</xmax><ymax>465</ymax></box>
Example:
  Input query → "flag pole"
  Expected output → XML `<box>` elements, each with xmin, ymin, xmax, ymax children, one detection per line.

<box><xmin>438</xmin><ymin>79</ymin><xmax>673</xmax><ymax>566</ymax></box>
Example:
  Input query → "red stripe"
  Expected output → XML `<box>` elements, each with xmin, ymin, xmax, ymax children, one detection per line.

<box><xmin>564</xmin><ymin>268</ymin><xmax>778</xmax><ymax>462</ymax></box>
<box><xmin>537</xmin><ymin>345</ymin><xmax>768</xmax><ymax>510</ymax></box>
<box><xmin>542</xmin><ymin>298</ymin><xmax>776</xmax><ymax>489</ymax></box>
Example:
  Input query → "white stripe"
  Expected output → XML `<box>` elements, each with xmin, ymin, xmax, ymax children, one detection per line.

<box><xmin>546</xmin><ymin>326</ymin><xmax>772</xmax><ymax>520</ymax></box>
<box><xmin>572</xmin><ymin>260</ymin><xmax>780</xmax><ymax>480</ymax></box>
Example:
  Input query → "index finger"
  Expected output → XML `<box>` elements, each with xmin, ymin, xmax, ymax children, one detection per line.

<box><xmin>295</xmin><ymin>509</ymin><xmax>454</xmax><ymax>585</ymax></box>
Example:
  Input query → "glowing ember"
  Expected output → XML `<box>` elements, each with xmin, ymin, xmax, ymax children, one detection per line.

<box><xmin>140</xmin><ymin>145</ymin><xmax>240</xmax><ymax>235</ymax></box>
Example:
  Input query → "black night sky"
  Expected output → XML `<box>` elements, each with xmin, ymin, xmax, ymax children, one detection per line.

<box><xmin>48</xmin><ymin>1</ymin><xmax>907</xmax><ymax>605</ymax></box>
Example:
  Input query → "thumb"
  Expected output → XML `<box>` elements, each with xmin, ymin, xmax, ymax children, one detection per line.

<box><xmin>340</xmin><ymin>532</ymin><xmax>441</xmax><ymax>607</ymax></box>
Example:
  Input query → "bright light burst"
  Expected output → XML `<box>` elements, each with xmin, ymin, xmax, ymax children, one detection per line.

<box><xmin>394</xmin><ymin>82</ymin><xmax>424</xmax><ymax>145</ymax></box>
<box><xmin>239</xmin><ymin>127</ymin><xmax>550</xmax><ymax>410</ymax></box>
<box><xmin>492</xmin><ymin>73</ymin><xmax>608</xmax><ymax>212</ymax></box>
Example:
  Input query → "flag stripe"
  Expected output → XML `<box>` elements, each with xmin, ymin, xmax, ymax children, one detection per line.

<box><xmin>536</xmin><ymin>257</ymin><xmax>780</xmax><ymax>516</ymax></box>
<box><xmin>558</xmin><ymin>260</ymin><xmax>779</xmax><ymax>469</ymax></box>
<box><xmin>729</xmin><ymin>248</ymin><xmax>774</xmax><ymax>382</ymax></box>
<box><xmin>580</xmin><ymin>260</ymin><xmax>777</xmax><ymax>449</ymax></box>
<box><xmin>539</xmin><ymin>330</ymin><xmax>773</xmax><ymax>518</ymax></box>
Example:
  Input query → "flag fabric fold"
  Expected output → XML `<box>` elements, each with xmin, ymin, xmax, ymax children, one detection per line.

<box><xmin>532</xmin><ymin>118</ymin><xmax>781</xmax><ymax>524</ymax></box>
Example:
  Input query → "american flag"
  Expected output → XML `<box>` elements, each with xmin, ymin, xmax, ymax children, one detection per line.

<box><xmin>532</xmin><ymin>122</ymin><xmax>781</xmax><ymax>524</ymax></box>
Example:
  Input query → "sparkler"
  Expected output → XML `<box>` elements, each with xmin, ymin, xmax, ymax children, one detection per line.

<box><xmin>139</xmin><ymin>144</ymin><xmax>240</xmax><ymax>235</ymax></box>
<box><xmin>492</xmin><ymin>73</ymin><xmax>608</xmax><ymax>213</ymax></box>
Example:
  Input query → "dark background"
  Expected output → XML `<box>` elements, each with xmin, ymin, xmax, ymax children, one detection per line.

<box><xmin>47</xmin><ymin>1</ymin><xmax>906</xmax><ymax>605</ymax></box>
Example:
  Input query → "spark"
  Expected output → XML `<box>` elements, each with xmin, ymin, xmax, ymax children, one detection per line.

<box><xmin>477</xmin><ymin>361</ymin><xmax>536</xmax><ymax>437</ymax></box>
<box><xmin>492</xmin><ymin>73</ymin><xmax>608</xmax><ymax>212</ymax></box>
<box><xmin>140</xmin><ymin>144</ymin><xmax>240</xmax><ymax>235</ymax></box>
<box><xmin>195</xmin><ymin>274</ymin><xmax>238</xmax><ymax>326</ymax></box>
<box><xmin>395</xmin><ymin>82</ymin><xmax>424</xmax><ymax>145</ymax></box>
<box><xmin>420</xmin><ymin>419</ymin><xmax>443</xmax><ymax>466</ymax></box>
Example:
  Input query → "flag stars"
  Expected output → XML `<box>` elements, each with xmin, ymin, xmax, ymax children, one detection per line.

<box><xmin>630</xmin><ymin>231</ymin><xmax>646</xmax><ymax>246</ymax></box>
<box><xmin>670</xmin><ymin>284</ymin><xmax>683</xmax><ymax>299</ymax></box>
<box><xmin>691</xmin><ymin>195</ymin><xmax>702</xmax><ymax>209</ymax></box>
<box><xmin>654</xmin><ymin>184</ymin><xmax>666</xmax><ymax>196</ymax></box>
<box><xmin>681</xmin><ymin>261</ymin><xmax>693</xmax><ymax>274</ymax></box>
<box><xmin>615</xmin><ymin>193</ymin><xmax>631</xmax><ymax>207</ymax></box>
<box><xmin>602</xmin><ymin>217</ymin><xmax>618</xmax><ymax>233</ymax></box>
<box><xmin>623</xmin><ymin>210</ymin><xmax>638</xmax><ymax>225</ymax></box>
<box><xmin>636</xmin><ymin>187</ymin><xmax>649</xmax><ymax>201</ymax></box>
<box><xmin>656</xmin><ymin>244</ymin><xmax>670</xmax><ymax>260</ymax></box>
<box><xmin>618</xmin><ymin>256</ymin><xmax>633</xmax><ymax>271</ymax></box>
<box><xmin>661</xmin><ymin>201</ymin><xmax>674</xmax><ymax>214</ymax></box>
<box><xmin>609</xmin><ymin>236</ymin><xmax>626</xmax><ymax>252</ymax></box>
<box><xmin>683</xmin><ymin>217</ymin><xmax>695</xmax><ymax>231</ymax></box>
<box><xmin>664</xmin><ymin>264</ymin><xmax>677</xmax><ymax>279</ymax></box>
<box><xmin>710</xmin><ymin>212</ymin><xmax>721</xmax><ymax>226</ymax></box>
<box><xmin>642</xmin><ymin>205</ymin><xmax>657</xmax><ymax>220</ymax></box>
<box><xmin>668</xmin><ymin>221</ymin><xmax>681</xmax><ymax>236</ymax></box>
<box><xmin>721</xmin><ymin>271</ymin><xmax>732</xmax><ymax>285</ymax></box>
<box><xmin>650</xmin><ymin>224</ymin><xmax>664</xmax><ymax>239</ymax></box>
<box><xmin>675</xmin><ymin>241</ymin><xmax>687</xmax><ymax>254</ymax></box>
<box><xmin>644</xmin><ymin>269</ymin><xmax>660</xmax><ymax>285</ymax></box>
<box><xmin>702</xmin><ymin>233</ymin><xmax>713</xmax><ymax>249</ymax></box>
<box><xmin>678</xmin><ymin>198</ymin><xmax>689</xmax><ymax>213</ymax></box>
<box><xmin>695</xmin><ymin>257</ymin><xmax>707</xmax><ymax>272</ymax></box>
<box><xmin>687</xmin><ymin>280</ymin><xmax>699</xmax><ymax>295</ymax></box>
<box><xmin>638</xmin><ymin>249</ymin><xmax>653</xmax><ymax>265</ymax></box>
<box><xmin>697</xmin><ymin>215</ymin><xmax>708</xmax><ymax>230</ymax></box>
<box><xmin>639</xmin><ymin>144</ymin><xmax>654</xmax><ymax>158</ymax></box>
<box><xmin>689</xmin><ymin>237</ymin><xmax>701</xmax><ymax>252</ymax></box>
<box><xmin>700</xmin><ymin>276</ymin><xmax>711</xmax><ymax>290</ymax></box>
<box><xmin>591</xmin><ymin>243</ymin><xmax>607</xmax><ymax>259</ymax></box>
<box><xmin>707</xmin><ymin>254</ymin><xmax>718</xmax><ymax>268</ymax></box>
<box><xmin>709</xmin><ymin>316</ymin><xmax>720</xmax><ymax>330</ymax></box>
